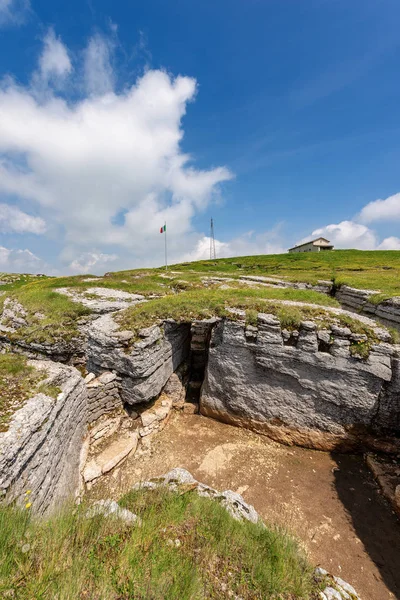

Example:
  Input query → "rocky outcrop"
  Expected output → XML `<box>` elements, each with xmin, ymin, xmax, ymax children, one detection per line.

<box><xmin>0</xmin><ymin>360</ymin><xmax>87</xmax><ymax>514</ymax></box>
<box><xmin>0</xmin><ymin>297</ymin><xmax>88</xmax><ymax>364</ymax></box>
<box><xmin>239</xmin><ymin>275</ymin><xmax>333</xmax><ymax>294</ymax></box>
<box><xmin>56</xmin><ymin>286</ymin><xmax>146</xmax><ymax>314</ymax></box>
<box><xmin>87</xmin><ymin>313</ymin><xmax>191</xmax><ymax>405</ymax></box>
<box><xmin>238</xmin><ymin>278</ymin><xmax>400</xmax><ymax>329</ymax></box>
<box><xmin>330</xmin><ymin>285</ymin><xmax>400</xmax><ymax>327</ymax></box>
<box><xmin>200</xmin><ymin>316</ymin><xmax>400</xmax><ymax>451</ymax></box>
<box><xmin>365</xmin><ymin>454</ymin><xmax>400</xmax><ymax>518</ymax></box>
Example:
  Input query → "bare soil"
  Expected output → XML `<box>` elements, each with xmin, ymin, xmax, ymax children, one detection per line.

<box><xmin>88</xmin><ymin>412</ymin><xmax>400</xmax><ymax>600</ymax></box>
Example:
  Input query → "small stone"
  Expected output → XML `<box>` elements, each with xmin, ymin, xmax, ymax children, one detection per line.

<box><xmin>330</xmin><ymin>325</ymin><xmax>352</xmax><ymax>338</ymax></box>
<box><xmin>141</xmin><ymin>411</ymin><xmax>158</xmax><ymax>427</ymax></box>
<box><xmin>86</xmin><ymin>499</ymin><xmax>140</xmax><ymax>525</ymax></box>
<box><xmin>98</xmin><ymin>372</ymin><xmax>117</xmax><ymax>385</ymax></box>
<box><xmin>323</xmin><ymin>587</ymin><xmax>342</xmax><ymax>600</ymax></box>
<box><xmin>300</xmin><ymin>320</ymin><xmax>317</xmax><ymax>331</ymax></box>
<box><xmin>83</xmin><ymin>460</ymin><xmax>102</xmax><ymax>483</ymax></box>
<box><xmin>84</xmin><ymin>373</ymin><xmax>96</xmax><ymax>383</ymax></box>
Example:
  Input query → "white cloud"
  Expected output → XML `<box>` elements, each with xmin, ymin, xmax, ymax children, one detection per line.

<box><xmin>0</xmin><ymin>0</ymin><xmax>29</xmax><ymax>27</ymax></box>
<box><xmin>38</xmin><ymin>28</ymin><xmax>72</xmax><ymax>82</ymax></box>
<box><xmin>300</xmin><ymin>219</ymin><xmax>400</xmax><ymax>252</ymax></box>
<box><xmin>83</xmin><ymin>34</ymin><xmax>115</xmax><ymax>96</ymax></box>
<box><xmin>378</xmin><ymin>236</ymin><xmax>400</xmax><ymax>250</ymax></box>
<box><xmin>68</xmin><ymin>251</ymin><xmax>118</xmax><ymax>274</ymax></box>
<box><xmin>0</xmin><ymin>203</ymin><xmax>46</xmax><ymax>234</ymax></box>
<box><xmin>0</xmin><ymin>30</ymin><xmax>233</xmax><ymax>272</ymax></box>
<box><xmin>0</xmin><ymin>246</ymin><xmax>46</xmax><ymax>273</ymax></box>
<box><xmin>310</xmin><ymin>220</ymin><xmax>378</xmax><ymax>250</ymax></box>
<box><xmin>359</xmin><ymin>192</ymin><xmax>400</xmax><ymax>223</ymax></box>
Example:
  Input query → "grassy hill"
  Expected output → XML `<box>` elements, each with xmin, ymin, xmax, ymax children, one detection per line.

<box><xmin>170</xmin><ymin>249</ymin><xmax>400</xmax><ymax>296</ymax></box>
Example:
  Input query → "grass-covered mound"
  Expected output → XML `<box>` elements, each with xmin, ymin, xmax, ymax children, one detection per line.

<box><xmin>171</xmin><ymin>249</ymin><xmax>400</xmax><ymax>297</ymax></box>
<box><xmin>0</xmin><ymin>354</ymin><xmax>59</xmax><ymax>432</ymax></box>
<box><xmin>0</xmin><ymin>486</ymin><xmax>322</xmax><ymax>599</ymax></box>
<box><xmin>116</xmin><ymin>287</ymin><xmax>381</xmax><ymax>344</ymax></box>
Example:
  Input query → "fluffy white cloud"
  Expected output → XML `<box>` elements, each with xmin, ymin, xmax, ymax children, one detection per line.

<box><xmin>68</xmin><ymin>251</ymin><xmax>118</xmax><ymax>274</ymax></box>
<box><xmin>0</xmin><ymin>203</ymin><xmax>46</xmax><ymax>234</ymax></box>
<box><xmin>310</xmin><ymin>220</ymin><xmax>378</xmax><ymax>250</ymax></box>
<box><xmin>0</xmin><ymin>246</ymin><xmax>46</xmax><ymax>272</ymax></box>
<box><xmin>0</xmin><ymin>0</ymin><xmax>29</xmax><ymax>26</ymax></box>
<box><xmin>359</xmin><ymin>192</ymin><xmax>400</xmax><ymax>223</ymax></box>
<box><xmin>300</xmin><ymin>219</ymin><xmax>400</xmax><ymax>251</ymax></box>
<box><xmin>0</xmin><ymin>31</ymin><xmax>233</xmax><ymax>272</ymax></box>
<box><xmin>378</xmin><ymin>236</ymin><xmax>400</xmax><ymax>250</ymax></box>
<box><xmin>38</xmin><ymin>28</ymin><xmax>72</xmax><ymax>82</ymax></box>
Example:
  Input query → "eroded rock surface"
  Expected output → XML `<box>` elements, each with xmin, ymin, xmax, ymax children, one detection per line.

<box><xmin>201</xmin><ymin>316</ymin><xmax>400</xmax><ymax>451</ymax></box>
<box><xmin>0</xmin><ymin>360</ymin><xmax>87</xmax><ymax>514</ymax></box>
<box><xmin>57</xmin><ymin>287</ymin><xmax>146</xmax><ymax>314</ymax></box>
<box><xmin>87</xmin><ymin>314</ymin><xmax>191</xmax><ymax>404</ymax></box>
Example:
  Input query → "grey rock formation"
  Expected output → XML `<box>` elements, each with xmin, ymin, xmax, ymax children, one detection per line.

<box><xmin>0</xmin><ymin>296</ymin><xmax>88</xmax><ymax>364</ymax></box>
<box><xmin>200</xmin><ymin>316</ymin><xmax>400</xmax><ymax>451</ymax></box>
<box><xmin>337</xmin><ymin>285</ymin><xmax>400</xmax><ymax>327</ymax></box>
<box><xmin>0</xmin><ymin>360</ymin><xmax>87</xmax><ymax>514</ymax></box>
<box><xmin>87</xmin><ymin>314</ymin><xmax>191</xmax><ymax>404</ymax></box>
<box><xmin>57</xmin><ymin>287</ymin><xmax>146</xmax><ymax>314</ymax></box>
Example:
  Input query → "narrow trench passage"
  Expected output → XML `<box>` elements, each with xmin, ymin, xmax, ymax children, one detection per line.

<box><xmin>185</xmin><ymin>320</ymin><xmax>214</xmax><ymax>405</ymax></box>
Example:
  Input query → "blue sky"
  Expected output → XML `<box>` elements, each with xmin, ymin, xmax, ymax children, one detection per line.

<box><xmin>0</xmin><ymin>0</ymin><xmax>400</xmax><ymax>274</ymax></box>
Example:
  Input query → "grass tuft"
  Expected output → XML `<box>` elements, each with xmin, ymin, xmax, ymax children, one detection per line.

<box><xmin>0</xmin><ymin>488</ymin><xmax>322</xmax><ymax>599</ymax></box>
<box><xmin>0</xmin><ymin>354</ymin><xmax>60</xmax><ymax>432</ymax></box>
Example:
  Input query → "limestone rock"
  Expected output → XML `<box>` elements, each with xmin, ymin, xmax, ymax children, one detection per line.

<box><xmin>0</xmin><ymin>360</ymin><xmax>87</xmax><ymax>514</ymax></box>
<box><xmin>200</xmin><ymin>318</ymin><xmax>400</xmax><ymax>450</ymax></box>
<box><xmin>87</xmin><ymin>314</ymin><xmax>191</xmax><ymax>405</ymax></box>
<box><xmin>56</xmin><ymin>287</ymin><xmax>146</xmax><ymax>314</ymax></box>
<box><xmin>85</xmin><ymin>499</ymin><xmax>140</xmax><ymax>524</ymax></box>
<box><xmin>94</xmin><ymin>432</ymin><xmax>138</xmax><ymax>475</ymax></box>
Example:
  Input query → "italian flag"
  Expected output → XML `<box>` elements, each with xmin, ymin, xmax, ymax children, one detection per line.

<box><xmin>160</xmin><ymin>224</ymin><xmax>166</xmax><ymax>233</ymax></box>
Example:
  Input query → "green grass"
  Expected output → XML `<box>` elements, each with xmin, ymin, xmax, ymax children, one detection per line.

<box><xmin>0</xmin><ymin>354</ymin><xmax>59</xmax><ymax>432</ymax></box>
<box><xmin>169</xmin><ymin>250</ymin><xmax>400</xmax><ymax>296</ymax></box>
<box><xmin>5</xmin><ymin>281</ymin><xmax>92</xmax><ymax>344</ymax></box>
<box><xmin>116</xmin><ymin>287</ymin><xmax>340</xmax><ymax>335</ymax></box>
<box><xmin>0</xmin><ymin>487</ymin><xmax>321</xmax><ymax>599</ymax></box>
<box><xmin>1</xmin><ymin>250</ymin><xmax>399</xmax><ymax>346</ymax></box>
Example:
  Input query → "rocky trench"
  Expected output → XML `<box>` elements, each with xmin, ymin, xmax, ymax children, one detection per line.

<box><xmin>1</xmin><ymin>304</ymin><xmax>400</xmax><ymax>518</ymax></box>
<box><xmin>1</xmin><ymin>307</ymin><xmax>399</xmax><ymax>599</ymax></box>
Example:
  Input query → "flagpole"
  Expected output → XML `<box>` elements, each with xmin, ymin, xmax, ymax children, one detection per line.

<box><xmin>164</xmin><ymin>221</ymin><xmax>167</xmax><ymax>271</ymax></box>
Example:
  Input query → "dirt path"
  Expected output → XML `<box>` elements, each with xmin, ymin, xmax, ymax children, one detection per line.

<box><xmin>88</xmin><ymin>413</ymin><xmax>400</xmax><ymax>600</ymax></box>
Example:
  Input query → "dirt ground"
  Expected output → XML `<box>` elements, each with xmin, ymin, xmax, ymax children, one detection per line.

<box><xmin>88</xmin><ymin>412</ymin><xmax>400</xmax><ymax>600</ymax></box>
